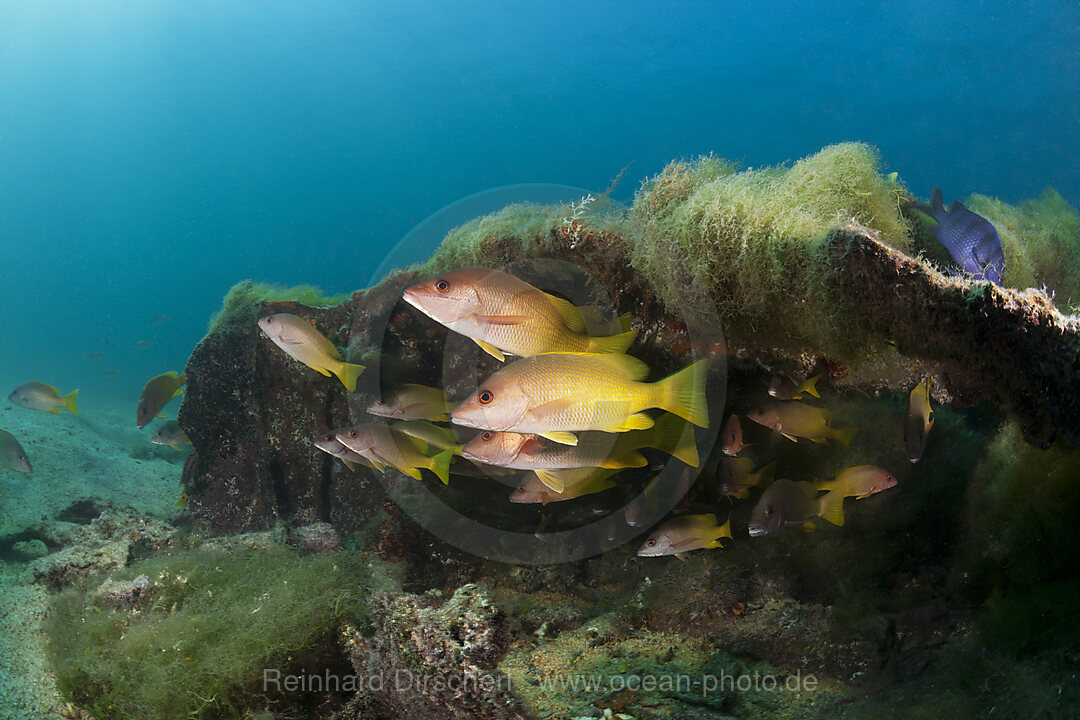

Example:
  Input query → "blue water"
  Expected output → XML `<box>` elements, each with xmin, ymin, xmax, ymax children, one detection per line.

<box><xmin>1</xmin><ymin>0</ymin><xmax>1077</xmax><ymax>408</ymax></box>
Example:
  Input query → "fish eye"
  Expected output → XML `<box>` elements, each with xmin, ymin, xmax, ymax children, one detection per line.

<box><xmin>728</xmin><ymin>432</ymin><xmax>736</xmax><ymax>442</ymax></box>
<box><xmin>349</xmin><ymin>431</ymin><xmax>359</xmax><ymax>438</ymax></box>
<box><xmin>478</xmin><ymin>390</ymin><xmax>494</xmax><ymax>405</ymax></box>
<box><xmin>482</xmin><ymin>431</ymin><xmax>493</xmax><ymax>441</ymax></box>
<box><xmin>323</xmin><ymin>434</ymin><xmax>333</xmax><ymax>441</ymax></box>
<box><xmin>647</xmin><ymin>538</ymin><xmax>657</xmax><ymax>547</ymax></box>
<box><xmin>765</xmin><ymin>505</ymin><xmax>774</xmax><ymax>517</ymax></box>
<box><xmin>435</xmin><ymin>279</ymin><xmax>450</xmax><ymax>293</ymax></box>
<box><xmin>517</xmin><ymin>485</ymin><xmax>525</xmax><ymax>492</ymax></box>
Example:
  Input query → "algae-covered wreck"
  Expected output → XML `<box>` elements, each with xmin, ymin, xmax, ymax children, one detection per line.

<box><xmin>41</xmin><ymin>143</ymin><xmax>1080</xmax><ymax>719</ymax></box>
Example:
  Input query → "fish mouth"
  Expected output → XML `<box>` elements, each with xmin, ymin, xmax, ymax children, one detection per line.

<box><xmin>401</xmin><ymin>287</ymin><xmax>425</xmax><ymax>313</ymax></box>
<box><xmin>460</xmin><ymin>447</ymin><xmax>484</xmax><ymax>463</ymax></box>
<box><xmin>747</xmin><ymin>524</ymin><xmax>766</xmax><ymax>538</ymax></box>
<box><xmin>366</xmin><ymin>403</ymin><xmax>391</xmax><ymax>418</ymax></box>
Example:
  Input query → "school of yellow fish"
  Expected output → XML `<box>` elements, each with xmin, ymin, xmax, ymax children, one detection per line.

<box><xmin>2</xmin><ymin>266</ymin><xmax>935</xmax><ymax>562</ymax></box>
<box><xmin>245</xmin><ymin>267</ymin><xmax>932</xmax><ymax>559</ymax></box>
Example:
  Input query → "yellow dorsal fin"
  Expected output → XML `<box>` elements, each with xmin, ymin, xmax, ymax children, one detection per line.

<box><xmin>542</xmin><ymin>292</ymin><xmax>587</xmax><ymax>332</ymax></box>
<box><xmin>539</xmin><ymin>431</ymin><xmax>578</xmax><ymax>446</ymax></box>
<box><xmin>552</xmin><ymin>352</ymin><xmax>650</xmax><ymax>380</ymax></box>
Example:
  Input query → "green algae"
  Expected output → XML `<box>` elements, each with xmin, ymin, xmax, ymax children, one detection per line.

<box><xmin>208</xmin><ymin>280</ymin><xmax>351</xmax><ymax>336</ymax></box>
<box><xmin>956</xmin><ymin>421</ymin><xmax>1080</xmax><ymax>654</ymax></box>
<box><xmin>45</xmin><ymin>546</ymin><xmax>371</xmax><ymax>720</ymax></box>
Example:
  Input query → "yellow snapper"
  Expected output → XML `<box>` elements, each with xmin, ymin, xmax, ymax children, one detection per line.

<box><xmin>814</xmin><ymin>465</ymin><xmax>897</xmax><ymax>499</ymax></box>
<box><xmin>0</xmin><ymin>429</ymin><xmax>32</xmax><ymax>472</ymax></box>
<box><xmin>451</xmin><ymin>353</ymin><xmax>708</xmax><ymax>445</ymax></box>
<box><xmin>149</xmin><ymin>421</ymin><xmax>191</xmax><ymax>450</ymax></box>
<box><xmin>9</xmin><ymin>381</ymin><xmax>78</xmax><ymax>415</ymax></box>
<box><xmin>719</xmin><ymin>413</ymin><xmax>752</xmax><ymax>456</ymax></box>
<box><xmin>748</xmin><ymin>479</ymin><xmax>845</xmax><ymax>537</ymax></box>
<box><xmin>716</xmin><ymin>457</ymin><xmax>775</xmax><ymax>500</ymax></box>
<box><xmin>390</xmin><ymin>420</ymin><xmax>463</xmax><ymax>455</ymax></box>
<box><xmin>904</xmin><ymin>379</ymin><xmax>934</xmax><ymax>463</ymax></box>
<box><xmin>368</xmin><ymin>384</ymin><xmax>453</xmax><ymax>421</ymax></box>
<box><xmin>313</xmin><ymin>432</ymin><xmax>375</xmax><ymax>471</ymax></box>
<box><xmin>768</xmin><ymin>372</ymin><xmax>823</xmax><ymax>400</ymax></box>
<box><xmin>258</xmin><ymin>313</ymin><xmax>365</xmax><ymax>392</ymax></box>
<box><xmin>136</xmin><ymin>371</ymin><xmax>186</xmax><ymax>429</ymax></box>
<box><xmin>746</xmin><ymin>401</ymin><xmax>856</xmax><ymax>447</ymax></box>
<box><xmin>637</xmin><ymin>513</ymin><xmax>733</xmax><ymax>557</ymax></box>
<box><xmin>461</xmin><ymin>413</ymin><xmax>698</xmax><ymax>489</ymax></box>
<box><xmin>509</xmin><ymin>468</ymin><xmax>620</xmax><ymax>504</ymax></box>
<box><xmin>402</xmin><ymin>268</ymin><xmax>637</xmax><ymax>361</ymax></box>
<box><xmin>335</xmin><ymin>424</ymin><xmax>452</xmax><ymax>484</ymax></box>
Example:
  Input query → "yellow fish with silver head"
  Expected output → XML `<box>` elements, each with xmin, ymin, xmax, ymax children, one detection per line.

<box><xmin>746</xmin><ymin>401</ymin><xmax>856</xmax><ymax>447</ymax></box>
<box><xmin>814</xmin><ymin>465</ymin><xmax>897</xmax><ymax>499</ymax></box>
<box><xmin>461</xmin><ymin>413</ymin><xmax>698</xmax><ymax>490</ymax></box>
<box><xmin>402</xmin><ymin>268</ymin><xmax>636</xmax><ymax>361</ymax></box>
<box><xmin>451</xmin><ymin>353</ymin><xmax>708</xmax><ymax>445</ymax></box>
<box><xmin>509</xmin><ymin>468</ymin><xmax>620</xmax><ymax>504</ymax></box>
<box><xmin>637</xmin><ymin>514</ymin><xmax>733</xmax><ymax>557</ymax></box>
<box><xmin>335</xmin><ymin>424</ymin><xmax>453</xmax><ymax>484</ymax></box>
<box><xmin>368</xmin><ymin>384</ymin><xmax>452</xmax><ymax>421</ymax></box>
<box><xmin>9</xmin><ymin>381</ymin><xmax>78</xmax><ymax>415</ymax></box>
<box><xmin>258</xmin><ymin>313</ymin><xmax>365</xmax><ymax>392</ymax></box>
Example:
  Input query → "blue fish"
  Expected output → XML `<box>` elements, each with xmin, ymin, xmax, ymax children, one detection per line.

<box><xmin>912</xmin><ymin>187</ymin><xmax>1004</xmax><ymax>284</ymax></box>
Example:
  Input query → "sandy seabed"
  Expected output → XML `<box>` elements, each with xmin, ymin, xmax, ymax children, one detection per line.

<box><xmin>0</xmin><ymin>393</ymin><xmax>184</xmax><ymax>720</ymax></box>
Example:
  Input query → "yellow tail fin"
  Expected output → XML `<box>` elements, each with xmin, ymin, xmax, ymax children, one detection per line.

<box><xmin>63</xmin><ymin>389</ymin><xmax>79</xmax><ymax>415</ymax></box>
<box><xmin>802</xmin><ymin>373</ymin><xmax>823</xmax><ymax>399</ymax></box>
<box><xmin>586</xmin><ymin>329</ymin><xmax>638</xmax><ymax>355</ymax></box>
<box><xmin>658</xmin><ymin>360</ymin><xmax>709</xmax><ymax>428</ymax></box>
<box><xmin>830</xmin><ymin>425</ymin><xmax>858</xmax><ymax>449</ymax></box>
<box><xmin>818</xmin><ymin>488</ymin><xmax>846</xmax><ymax>526</ymax></box>
<box><xmin>707</xmin><ymin>518</ymin><xmax>734</xmax><ymax>548</ymax></box>
<box><xmin>649</xmin><ymin>413</ymin><xmax>699</xmax><ymax>467</ymax></box>
<box><xmin>428</xmin><ymin>448</ymin><xmax>453</xmax><ymax>485</ymax></box>
<box><xmin>335</xmin><ymin>362</ymin><xmax>366</xmax><ymax>392</ymax></box>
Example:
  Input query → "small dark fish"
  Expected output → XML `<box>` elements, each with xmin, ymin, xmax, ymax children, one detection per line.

<box><xmin>149</xmin><ymin>314</ymin><xmax>173</xmax><ymax>326</ymax></box>
<box><xmin>716</xmin><ymin>457</ymin><xmax>775</xmax><ymax>499</ymax></box>
<box><xmin>0</xmin><ymin>429</ymin><xmax>32</xmax><ymax>472</ymax></box>
<box><xmin>104</xmin><ymin>370</ymin><xmax>120</xmax><ymax>377</ymax></box>
<box><xmin>135</xmin><ymin>340</ymin><xmax>154</xmax><ymax>350</ymax></box>
<box><xmin>150</xmin><ymin>421</ymin><xmax>192</xmax><ymax>450</ymax></box>
<box><xmin>719</xmin><ymin>414</ymin><xmax>751</xmax><ymax>456</ymax></box>
<box><xmin>768</xmin><ymin>372</ymin><xmax>822</xmax><ymax>401</ymax></box>
<box><xmin>913</xmin><ymin>187</ymin><xmax>1004</xmax><ymax>284</ymax></box>
<box><xmin>83</xmin><ymin>351</ymin><xmax>105</xmax><ymax>361</ymax></box>
<box><xmin>748</xmin><ymin>479</ymin><xmax>844</xmax><ymax>537</ymax></box>
<box><xmin>903</xmin><ymin>380</ymin><xmax>934</xmax><ymax>463</ymax></box>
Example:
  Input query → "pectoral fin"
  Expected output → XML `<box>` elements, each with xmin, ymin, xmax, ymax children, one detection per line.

<box><xmin>474</xmin><ymin>339</ymin><xmax>506</xmax><ymax>361</ymax></box>
<box><xmin>535</xmin><ymin>470</ymin><xmax>567</xmax><ymax>493</ymax></box>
